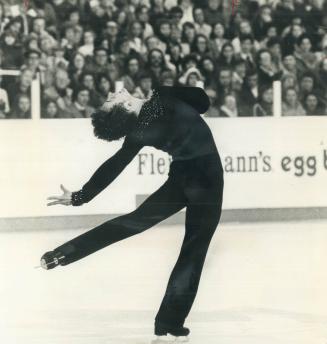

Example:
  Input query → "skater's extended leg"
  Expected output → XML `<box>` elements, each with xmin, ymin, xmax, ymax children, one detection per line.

<box><xmin>51</xmin><ymin>177</ymin><xmax>187</xmax><ymax>265</ymax></box>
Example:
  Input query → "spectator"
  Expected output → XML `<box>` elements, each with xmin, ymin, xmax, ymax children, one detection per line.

<box><xmin>259</xmin><ymin>23</ymin><xmax>278</xmax><ymax>49</ymax></box>
<box><xmin>281</xmin><ymin>23</ymin><xmax>305</xmax><ymax>56</ymax></box>
<box><xmin>203</xmin><ymin>88</ymin><xmax>219</xmax><ymax>117</ymax></box>
<box><xmin>43</xmin><ymin>68</ymin><xmax>72</xmax><ymax>111</ymax></box>
<box><xmin>166</xmin><ymin>42</ymin><xmax>184</xmax><ymax>75</ymax></box>
<box><xmin>179</xmin><ymin>66</ymin><xmax>204</xmax><ymax>87</ymax></box>
<box><xmin>203</xmin><ymin>0</ymin><xmax>224</xmax><ymax>26</ymax></box>
<box><xmin>61</xmin><ymin>23</ymin><xmax>78</xmax><ymax>61</ymax></box>
<box><xmin>149</xmin><ymin>0</ymin><xmax>167</xmax><ymax>28</ymax></box>
<box><xmin>298</xmin><ymin>72</ymin><xmax>320</xmax><ymax>102</ymax></box>
<box><xmin>6</xmin><ymin>68</ymin><xmax>33</xmax><ymax>111</ymax></box>
<box><xmin>274</xmin><ymin>0</ymin><xmax>297</xmax><ymax>34</ymax></box>
<box><xmin>146</xmin><ymin>48</ymin><xmax>173</xmax><ymax>88</ymax></box>
<box><xmin>9</xmin><ymin>94</ymin><xmax>31</xmax><ymax>119</ymax></box>
<box><xmin>193</xmin><ymin>7</ymin><xmax>212</xmax><ymax>38</ymax></box>
<box><xmin>282</xmin><ymin>87</ymin><xmax>306</xmax><ymax>116</ymax></box>
<box><xmin>0</xmin><ymin>31</ymin><xmax>23</xmax><ymax>68</ymax></box>
<box><xmin>29</xmin><ymin>0</ymin><xmax>57</xmax><ymax>28</ymax></box>
<box><xmin>303</xmin><ymin>93</ymin><xmax>325</xmax><ymax>116</ymax></box>
<box><xmin>79</xmin><ymin>72</ymin><xmax>103</xmax><ymax>108</ymax></box>
<box><xmin>170</xmin><ymin>23</ymin><xmax>183</xmax><ymax>44</ymax></box>
<box><xmin>84</xmin><ymin>47</ymin><xmax>113</xmax><ymax>77</ymax></box>
<box><xmin>190</xmin><ymin>34</ymin><xmax>214</xmax><ymax>60</ymax></box>
<box><xmin>267</xmin><ymin>37</ymin><xmax>282</xmax><ymax>72</ymax></box>
<box><xmin>128</xmin><ymin>20</ymin><xmax>147</xmax><ymax>55</ymax></box>
<box><xmin>113</xmin><ymin>36</ymin><xmax>136</xmax><ymax>71</ymax></box>
<box><xmin>232</xmin><ymin>20</ymin><xmax>260</xmax><ymax>54</ymax></box>
<box><xmin>135</xmin><ymin>6</ymin><xmax>154</xmax><ymax>39</ymax></box>
<box><xmin>22</xmin><ymin>50</ymin><xmax>47</xmax><ymax>83</ymax></box>
<box><xmin>161</xmin><ymin>70</ymin><xmax>176</xmax><ymax>86</ymax></box>
<box><xmin>144</xmin><ymin>35</ymin><xmax>166</xmax><ymax>54</ymax></box>
<box><xmin>232</xmin><ymin>60</ymin><xmax>247</xmax><ymax>91</ymax></box>
<box><xmin>133</xmin><ymin>72</ymin><xmax>153</xmax><ymax>99</ymax></box>
<box><xmin>178</xmin><ymin>0</ymin><xmax>194</xmax><ymax>25</ymax></box>
<box><xmin>181</xmin><ymin>22</ymin><xmax>196</xmax><ymax>55</ymax></box>
<box><xmin>257</xmin><ymin>49</ymin><xmax>281</xmax><ymax>88</ymax></box>
<box><xmin>102</xmin><ymin>21</ymin><xmax>119</xmax><ymax>55</ymax></box>
<box><xmin>169</xmin><ymin>6</ymin><xmax>184</xmax><ymax>30</ymax></box>
<box><xmin>64</xmin><ymin>87</ymin><xmax>94</xmax><ymax>118</ymax></box>
<box><xmin>218</xmin><ymin>42</ymin><xmax>237</xmax><ymax>69</ymax></box>
<box><xmin>96</xmin><ymin>73</ymin><xmax>112</xmax><ymax>100</ymax></box>
<box><xmin>78</xmin><ymin>29</ymin><xmax>95</xmax><ymax>57</ymax></box>
<box><xmin>252</xmin><ymin>5</ymin><xmax>273</xmax><ymax>41</ymax></box>
<box><xmin>216</xmin><ymin>68</ymin><xmax>234</xmax><ymax>105</ymax></box>
<box><xmin>199</xmin><ymin>56</ymin><xmax>218</xmax><ymax>89</ymax></box>
<box><xmin>209</xmin><ymin>21</ymin><xmax>228</xmax><ymax>59</ymax></box>
<box><xmin>282</xmin><ymin>54</ymin><xmax>298</xmax><ymax>78</ymax></box>
<box><xmin>253</xmin><ymin>86</ymin><xmax>273</xmax><ymax>116</ymax></box>
<box><xmin>282</xmin><ymin>74</ymin><xmax>298</xmax><ymax>92</ymax></box>
<box><xmin>182</xmin><ymin>53</ymin><xmax>199</xmax><ymax>71</ymax></box>
<box><xmin>294</xmin><ymin>34</ymin><xmax>319</xmax><ymax>73</ymax></box>
<box><xmin>42</xmin><ymin>100</ymin><xmax>59</xmax><ymax>119</ymax></box>
<box><xmin>220</xmin><ymin>94</ymin><xmax>238</xmax><ymax>117</ymax></box>
<box><xmin>239</xmin><ymin>71</ymin><xmax>259</xmax><ymax>116</ymax></box>
<box><xmin>156</xmin><ymin>19</ymin><xmax>172</xmax><ymax>50</ymax></box>
<box><xmin>120</xmin><ymin>56</ymin><xmax>142</xmax><ymax>93</ymax></box>
<box><xmin>68</xmin><ymin>52</ymin><xmax>86</xmax><ymax>89</ymax></box>
<box><xmin>237</xmin><ymin>35</ymin><xmax>256</xmax><ymax>71</ymax></box>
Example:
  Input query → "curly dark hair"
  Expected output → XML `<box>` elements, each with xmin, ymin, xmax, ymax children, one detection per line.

<box><xmin>91</xmin><ymin>104</ymin><xmax>138</xmax><ymax>142</ymax></box>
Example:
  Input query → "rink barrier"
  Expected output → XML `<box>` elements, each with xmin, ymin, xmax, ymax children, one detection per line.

<box><xmin>1</xmin><ymin>207</ymin><xmax>327</xmax><ymax>231</ymax></box>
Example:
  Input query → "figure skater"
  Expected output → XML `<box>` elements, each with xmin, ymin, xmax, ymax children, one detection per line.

<box><xmin>41</xmin><ymin>86</ymin><xmax>224</xmax><ymax>338</ymax></box>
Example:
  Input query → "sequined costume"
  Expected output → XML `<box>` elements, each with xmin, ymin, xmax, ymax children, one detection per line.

<box><xmin>47</xmin><ymin>86</ymin><xmax>224</xmax><ymax>332</ymax></box>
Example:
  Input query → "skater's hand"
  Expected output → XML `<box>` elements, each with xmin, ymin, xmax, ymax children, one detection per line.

<box><xmin>47</xmin><ymin>184</ymin><xmax>72</xmax><ymax>206</ymax></box>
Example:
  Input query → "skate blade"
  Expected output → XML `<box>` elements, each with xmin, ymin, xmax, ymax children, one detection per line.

<box><xmin>151</xmin><ymin>335</ymin><xmax>189</xmax><ymax>343</ymax></box>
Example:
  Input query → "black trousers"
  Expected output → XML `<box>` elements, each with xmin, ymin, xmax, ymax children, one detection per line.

<box><xmin>54</xmin><ymin>153</ymin><xmax>224</xmax><ymax>327</ymax></box>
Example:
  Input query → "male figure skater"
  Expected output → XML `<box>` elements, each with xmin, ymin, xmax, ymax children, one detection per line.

<box><xmin>42</xmin><ymin>86</ymin><xmax>224</xmax><ymax>338</ymax></box>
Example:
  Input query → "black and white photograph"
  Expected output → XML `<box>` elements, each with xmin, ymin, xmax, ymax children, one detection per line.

<box><xmin>0</xmin><ymin>0</ymin><xmax>326</xmax><ymax>343</ymax></box>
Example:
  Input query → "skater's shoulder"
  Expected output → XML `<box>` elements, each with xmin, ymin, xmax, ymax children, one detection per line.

<box><xmin>156</xmin><ymin>86</ymin><xmax>210</xmax><ymax>114</ymax></box>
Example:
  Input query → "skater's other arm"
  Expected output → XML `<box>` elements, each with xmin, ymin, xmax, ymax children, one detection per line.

<box><xmin>72</xmin><ymin>138</ymin><xmax>143</xmax><ymax>205</ymax></box>
<box><xmin>157</xmin><ymin>86</ymin><xmax>210</xmax><ymax>114</ymax></box>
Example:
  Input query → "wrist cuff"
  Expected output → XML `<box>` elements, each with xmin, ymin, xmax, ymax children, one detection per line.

<box><xmin>71</xmin><ymin>190</ymin><xmax>85</xmax><ymax>206</ymax></box>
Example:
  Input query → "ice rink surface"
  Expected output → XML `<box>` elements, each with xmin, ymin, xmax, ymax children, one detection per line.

<box><xmin>1</xmin><ymin>220</ymin><xmax>326</xmax><ymax>344</ymax></box>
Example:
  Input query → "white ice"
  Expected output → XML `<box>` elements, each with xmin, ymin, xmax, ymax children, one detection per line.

<box><xmin>0</xmin><ymin>220</ymin><xmax>326</xmax><ymax>344</ymax></box>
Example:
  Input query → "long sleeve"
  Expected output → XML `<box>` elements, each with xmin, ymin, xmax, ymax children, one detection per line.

<box><xmin>71</xmin><ymin>137</ymin><xmax>143</xmax><ymax>206</ymax></box>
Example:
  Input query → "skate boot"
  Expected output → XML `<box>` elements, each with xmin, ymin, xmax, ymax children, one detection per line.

<box><xmin>40</xmin><ymin>250</ymin><xmax>66</xmax><ymax>270</ymax></box>
<box><xmin>154</xmin><ymin>321</ymin><xmax>190</xmax><ymax>337</ymax></box>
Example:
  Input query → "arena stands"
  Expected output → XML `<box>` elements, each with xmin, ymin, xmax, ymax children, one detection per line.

<box><xmin>0</xmin><ymin>0</ymin><xmax>327</xmax><ymax>118</ymax></box>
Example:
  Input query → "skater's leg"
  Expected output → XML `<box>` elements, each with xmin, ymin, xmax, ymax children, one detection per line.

<box><xmin>53</xmin><ymin>177</ymin><xmax>187</xmax><ymax>265</ymax></box>
<box><xmin>155</xmin><ymin>157</ymin><xmax>224</xmax><ymax>327</ymax></box>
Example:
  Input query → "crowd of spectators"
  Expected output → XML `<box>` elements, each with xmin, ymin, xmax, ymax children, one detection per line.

<box><xmin>0</xmin><ymin>0</ymin><xmax>327</xmax><ymax>119</ymax></box>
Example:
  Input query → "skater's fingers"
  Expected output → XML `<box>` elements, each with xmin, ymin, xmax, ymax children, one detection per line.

<box><xmin>60</xmin><ymin>184</ymin><xmax>68</xmax><ymax>193</ymax></box>
<box><xmin>47</xmin><ymin>200</ymin><xmax>65</xmax><ymax>206</ymax></box>
<box><xmin>47</xmin><ymin>196</ymin><xmax>61</xmax><ymax>200</ymax></box>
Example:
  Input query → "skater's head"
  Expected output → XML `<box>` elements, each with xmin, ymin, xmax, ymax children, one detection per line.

<box><xmin>91</xmin><ymin>87</ymin><xmax>146</xmax><ymax>141</ymax></box>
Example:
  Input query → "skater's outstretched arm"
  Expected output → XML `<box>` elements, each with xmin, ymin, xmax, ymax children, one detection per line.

<box><xmin>47</xmin><ymin>137</ymin><xmax>143</xmax><ymax>207</ymax></box>
<box><xmin>73</xmin><ymin>138</ymin><xmax>142</xmax><ymax>205</ymax></box>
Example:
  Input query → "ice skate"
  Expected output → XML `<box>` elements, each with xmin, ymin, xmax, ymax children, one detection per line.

<box><xmin>153</xmin><ymin>322</ymin><xmax>190</xmax><ymax>342</ymax></box>
<box><xmin>40</xmin><ymin>250</ymin><xmax>65</xmax><ymax>270</ymax></box>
